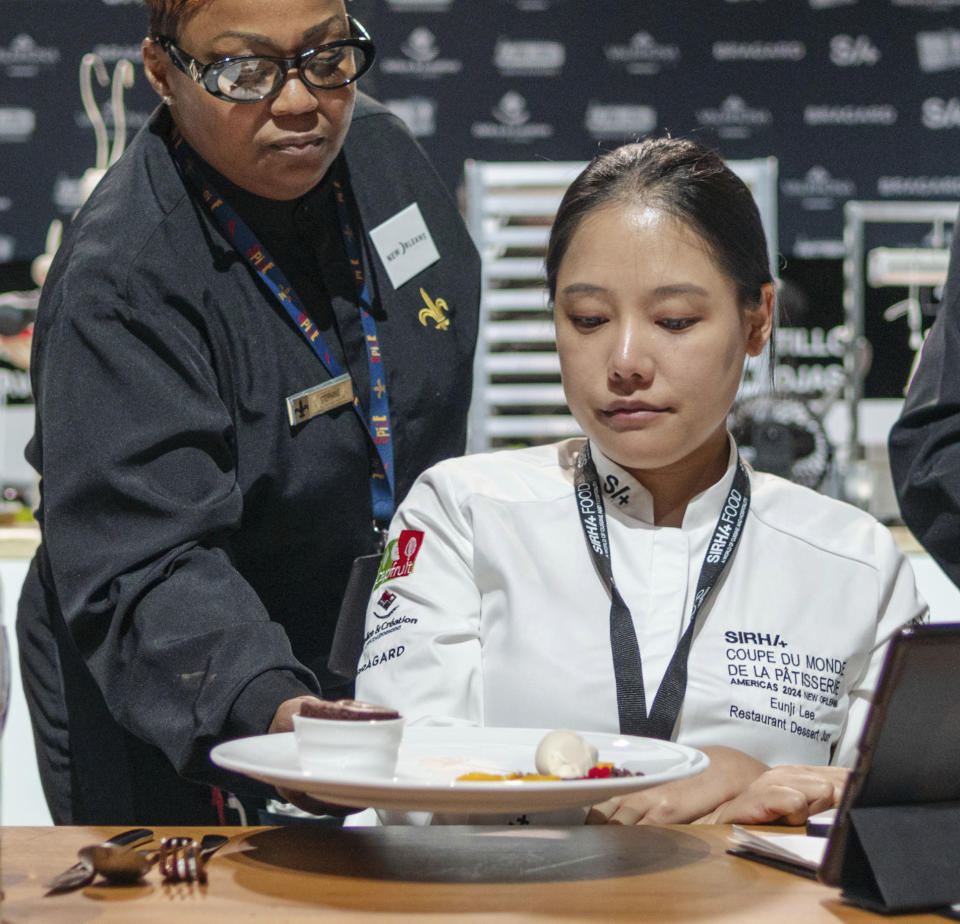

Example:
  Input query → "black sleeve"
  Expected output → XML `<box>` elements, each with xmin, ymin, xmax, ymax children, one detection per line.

<box><xmin>34</xmin><ymin>270</ymin><xmax>317</xmax><ymax>780</ymax></box>
<box><xmin>888</xmin><ymin>208</ymin><xmax>960</xmax><ymax>587</ymax></box>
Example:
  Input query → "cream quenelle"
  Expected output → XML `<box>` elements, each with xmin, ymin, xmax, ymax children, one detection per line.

<box><xmin>534</xmin><ymin>729</ymin><xmax>599</xmax><ymax>779</ymax></box>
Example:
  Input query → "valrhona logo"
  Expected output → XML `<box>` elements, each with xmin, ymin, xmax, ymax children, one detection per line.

<box><xmin>374</xmin><ymin>529</ymin><xmax>425</xmax><ymax>589</ymax></box>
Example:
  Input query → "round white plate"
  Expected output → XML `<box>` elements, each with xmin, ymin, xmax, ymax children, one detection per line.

<box><xmin>210</xmin><ymin>726</ymin><xmax>709</xmax><ymax>814</ymax></box>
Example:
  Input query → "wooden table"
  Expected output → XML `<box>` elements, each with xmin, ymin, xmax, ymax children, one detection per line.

<box><xmin>0</xmin><ymin>824</ymin><xmax>950</xmax><ymax>922</ymax></box>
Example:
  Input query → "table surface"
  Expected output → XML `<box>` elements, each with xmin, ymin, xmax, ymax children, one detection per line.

<box><xmin>0</xmin><ymin>824</ymin><xmax>952</xmax><ymax>923</ymax></box>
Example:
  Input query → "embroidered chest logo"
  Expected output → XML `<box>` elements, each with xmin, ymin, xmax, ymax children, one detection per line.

<box><xmin>418</xmin><ymin>287</ymin><xmax>450</xmax><ymax>330</ymax></box>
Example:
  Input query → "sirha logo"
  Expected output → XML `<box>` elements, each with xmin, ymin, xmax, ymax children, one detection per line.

<box><xmin>373</xmin><ymin>529</ymin><xmax>425</xmax><ymax>589</ymax></box>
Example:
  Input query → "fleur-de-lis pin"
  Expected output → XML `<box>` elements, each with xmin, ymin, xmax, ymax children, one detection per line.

<box><xmin>418</xmin><ymin>288</ymin><xmax>450</xmax><ymax>330</ymax></box>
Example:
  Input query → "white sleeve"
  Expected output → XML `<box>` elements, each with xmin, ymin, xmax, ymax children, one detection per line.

<box><xmin>354</xmin><ymin>463</ymin><xmax>484</xmax><ymax>728</ymax></box>
<box><xmin>830</xmin><ymin>524</ymin><xmax>929</xmax><ymax>767</ymax></box>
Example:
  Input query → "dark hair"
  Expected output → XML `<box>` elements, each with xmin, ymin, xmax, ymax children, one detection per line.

<box><xmin>545</xmin><ymin>138</ymin><xmax>774</xmax><ymax>314</ymax></box>
<box><xmin>143</xmin><ymin>0</ymin><xmax>208</xmax><ymax>39</ymax></box>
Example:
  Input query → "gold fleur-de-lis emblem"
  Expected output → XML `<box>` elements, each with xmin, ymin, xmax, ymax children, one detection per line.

<box><xmin>418</xmin><ymin>288</ymin><xmax>450</xmax><ymax>330</ymax></box>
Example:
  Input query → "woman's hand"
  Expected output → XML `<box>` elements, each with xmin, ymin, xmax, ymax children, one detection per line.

<box><xmin>695</xmin><ymin>765</ymin><xmax>850</xmax><ymax>826</ymax></box>
<box><xmin>267</xmin><ymin>695</ymin><xmax>365</xmax><ymax>817</ymax></box>
<box><xmin>586</xmin><ymin>746</ymin><xmax>769</xmax><ymax>825</ymax></box>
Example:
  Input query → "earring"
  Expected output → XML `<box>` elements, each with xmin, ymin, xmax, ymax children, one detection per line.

<box><xmin>162</xmin><ymin>95</ymin><xmax>173</xmax><ymax>106</ymax></box>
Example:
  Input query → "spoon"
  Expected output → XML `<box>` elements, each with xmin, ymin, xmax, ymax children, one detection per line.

<box><xmin>76</xmin><ymin>843</ymin><xmax>154</xmax><ymax>884</ymax></box>
<box><xmin>78</xmin><ymin>834</ymin><xmax>229</xmax><ymax>884</ymax></box>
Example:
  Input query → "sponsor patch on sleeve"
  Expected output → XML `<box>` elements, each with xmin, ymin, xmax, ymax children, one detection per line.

<box><xmin>373</xmin><ymin>529</ymin><xmax>425</xmax><ymax>589</ymax></box>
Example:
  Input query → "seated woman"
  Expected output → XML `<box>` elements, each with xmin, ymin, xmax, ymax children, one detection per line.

<box><xmin>354</xmin><ymin>137</ymin><xmax>927</xmax><ymax>825</ymax></box>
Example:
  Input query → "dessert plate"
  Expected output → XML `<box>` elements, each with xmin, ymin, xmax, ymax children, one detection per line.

<box><xmin>211</xmin><ymin>726</ymin><xmax>709</xmax><ymax>815</ymax></box>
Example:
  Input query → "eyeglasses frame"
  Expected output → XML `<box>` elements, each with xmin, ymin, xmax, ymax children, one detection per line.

<box><xmin>154</xmin><ymin>15</ymin><xmax>376</xmax><ymax>102</ymax></box>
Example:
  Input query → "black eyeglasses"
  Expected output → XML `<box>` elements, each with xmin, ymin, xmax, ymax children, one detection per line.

<box><xmin>155</xmin><ymin>15</ymin><xmax>375</xmax><ymax>103</ymax></box>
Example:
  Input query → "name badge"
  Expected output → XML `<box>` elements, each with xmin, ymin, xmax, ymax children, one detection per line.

<box><xmin>285</xmin><ymin>374</ymin><xmax>354</xmax><ymax>426</ymax></box>
<box><xmin>369</xmin><ymin>202</ymin><xmax>440</xmax><ymax>289</ymax></box>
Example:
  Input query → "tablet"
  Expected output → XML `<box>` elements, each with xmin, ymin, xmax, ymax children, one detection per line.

<box><xmin>819</xmin><ymin>621</ymin><xmax>960</xmax><ymax>888</ymax></box>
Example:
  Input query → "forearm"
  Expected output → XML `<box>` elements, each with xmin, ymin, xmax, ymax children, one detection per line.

<box><xmin>695</xmin><ymin>764</ymin><xmax>850</xmax><ymax>825</ymax></box>
<box><xmin>587</xmin><ymin>746</ymin><xmax>769</xmax><ymax>825</ymax></box>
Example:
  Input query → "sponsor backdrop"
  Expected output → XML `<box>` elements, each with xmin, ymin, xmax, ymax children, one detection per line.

<box><xmin>2</xmin><ymin>0</ymin><xmax>960</xmax><ymax>400</ymax></box>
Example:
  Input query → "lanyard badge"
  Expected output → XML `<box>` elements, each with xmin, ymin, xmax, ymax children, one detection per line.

<box><xmin>574</xmin><ymin>442</ymin><xmax>751</xmax><ymax>739</ymax></box>
<box><xmin>171</xmin><ymin>139</ymin><xmax>396</xmax><ymax>526</ymax></box>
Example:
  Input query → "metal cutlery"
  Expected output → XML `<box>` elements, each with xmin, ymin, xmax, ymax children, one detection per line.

<box><xmin>44</xmin><ymin>827</ymin><xmax>153</xmax><ymax>894</ymax></box>
<box><xmin>158</xmin><ymin>834</ymin><xmax>229</xmax><ymax>884</ymax></box>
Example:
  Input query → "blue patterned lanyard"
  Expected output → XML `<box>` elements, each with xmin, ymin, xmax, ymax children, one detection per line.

<box><xmin>171</xmin><ymin>137</ymin><xmax>395</xmax><ymax>527</ymax></box>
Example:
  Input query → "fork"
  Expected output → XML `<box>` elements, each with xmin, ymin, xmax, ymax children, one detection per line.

<box><xmin>158</xmin><ymin>834</ymin><xmax>228</xmax><ymax>884</ymax></box>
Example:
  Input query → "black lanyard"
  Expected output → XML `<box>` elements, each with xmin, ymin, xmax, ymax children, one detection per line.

<box><xmin>574</xmin><ymin>441</ymin><xmax>750</xmax><ymax>739</ymax></box>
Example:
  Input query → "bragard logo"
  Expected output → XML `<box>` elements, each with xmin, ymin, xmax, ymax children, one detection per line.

<box><xmin>804</xmin><ymin>104</ymin><xmax>897</xmax><ymax>126</ymax></box>
<box><xmin>695</xmin><ymin>96</ymin><xmax>772</xmax><ymax>139</ymax></box>
<box><xmin>604</xmin><ymin>32</ymin><xmax>680</xmax><ymax>75</ymax></box>
<box><xmin>385</xmin><ymin>97</ymin><xmax>437</xmax><ymax>137</ymax></box>
<box><xmin>922</xmin><ymin>97</ymin><xmax>960</xmax><ymax>129</ymax></box>
<box><xmin>712</xmin><ymin>40</ymin><xmax>806</xmax><ymax>62</ymax></box>
<box><xmin>584</xmin><ymin>102</ymin><xmax>657</xmax><ymax>139</ymax></box>
<box><xmin>830</xmin><ymin>34</ymin><xmax>880</xmax><ymax>66</ymax></box>
<box><xmin>878</xmin><ymin>175</ymin><xmax>960</xmax><ymax>196</ymax></box>
<box><xmin>494</xmin><ymin>39</ymin><xmax>565</xmax><ymax>76</ymax></box>
<box><xmin>0</xmin><ymin>35</ymin><xmax>60</xmax><ymax>78</ymax></box>
<box><xmin>471</xmin><ymin>92</ymin><xmax>555</xmax><ymax>142</ymax></box>
<box><xmin>381</xmin><ymin>28</ymin><xmax>463</xmax><ymax>78</ymax></box>
<box><xmin>0</xmin><ymin>107</ymin><xmax>36</xmax><ymax>143</ymax></box>
<box><xmin>917</xmin><ymin>30</ymin><xmax>960</xmax><ymax>73</ymax></box>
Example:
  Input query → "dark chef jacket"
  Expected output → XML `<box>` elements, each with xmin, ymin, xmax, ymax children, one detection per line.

<box><xmin>889</xmin><ymin>206</ymin><xmax>960</xmax><ymax>587</ymax></box>
<box><xmin>16</xmin><ymin>93</ymin><xmax>480</xmax><ymax>824</ymax></box>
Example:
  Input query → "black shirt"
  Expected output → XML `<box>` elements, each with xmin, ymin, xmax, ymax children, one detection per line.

<box><xmin>17</xmin><ymin>94</ymin><xmax>480</xmax><ymax>824</ymax></box>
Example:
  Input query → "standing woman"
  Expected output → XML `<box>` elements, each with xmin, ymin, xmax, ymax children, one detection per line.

<box><xmin>356</xmin><ymin>138</ymin><xmax>925</xmax><ymax>825</ymax></box>
<box><xmin>17</xmin><ymin>0</ymin><xmax>479</xmax><ymax>825</ymax></box>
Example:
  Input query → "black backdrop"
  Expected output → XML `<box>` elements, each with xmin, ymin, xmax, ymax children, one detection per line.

<box><xmin>3</xmin><ymin>0</ymin><xmax>960</xmax><ymax>397</ymax></box>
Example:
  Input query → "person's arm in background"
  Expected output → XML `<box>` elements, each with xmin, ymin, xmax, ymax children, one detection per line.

<box><xmin>889</xmin><ymin>208</ymin><xmax>960</xmax><ymax>586</ymax></box>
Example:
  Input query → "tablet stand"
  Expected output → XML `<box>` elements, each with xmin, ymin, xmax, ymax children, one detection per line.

<box><xmin>839</xmin><ymin>802</ymin><xmax>960</xmax><ymax>913</ymax></box>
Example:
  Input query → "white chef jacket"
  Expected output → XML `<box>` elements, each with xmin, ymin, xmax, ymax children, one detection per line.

<box><xmin>356</xmin><ymin>437</ymin><xmax>927</xmax><ymax>771</ymax></box>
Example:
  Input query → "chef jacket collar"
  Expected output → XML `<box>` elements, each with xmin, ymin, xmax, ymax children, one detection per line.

<box><xmin>587</xmin><ymin>434</ymin><xmax>741</xmax><ymax>532</ymax></box>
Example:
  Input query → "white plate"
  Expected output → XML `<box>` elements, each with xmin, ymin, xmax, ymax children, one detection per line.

<box><xmin>210</xmin><ymin>726</ymin><xmax>709</xmax><ymax>814</ymax></box>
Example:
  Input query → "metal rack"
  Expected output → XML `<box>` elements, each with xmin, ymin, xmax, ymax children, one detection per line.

<box><xmin>841</xmin><ymin>201</ymin><xmax>958</xmax><ymax>485</ymax></box>
<box><xmin>463</xmin><ymin>157</ymin><xmax>779</xmax><ymax>454</ymax></box>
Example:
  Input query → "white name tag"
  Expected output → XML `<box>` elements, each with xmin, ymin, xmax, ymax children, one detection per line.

<box><xmin>368</xmin><ymin>202</ymin><xmax>440</xmax><ymax>289</ymax></box>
